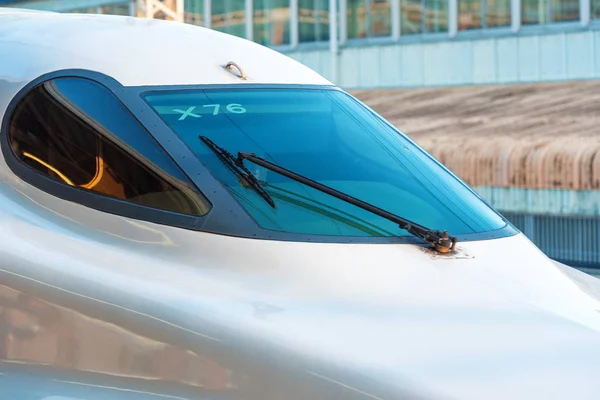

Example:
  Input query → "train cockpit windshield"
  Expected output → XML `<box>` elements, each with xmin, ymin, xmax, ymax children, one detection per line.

<box><xmin>5</xmin><ymin>75</ymin><xmax>508</xmax><ymax>239</ymax></box>
<box><xmin>143</xmin><ymin>87</ymin><xmax>507</xmax><ymax>238</ymax></box>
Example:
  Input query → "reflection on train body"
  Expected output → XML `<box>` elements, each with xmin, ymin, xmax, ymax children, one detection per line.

<box><xmin>0</xmin><ymin>283</ymin><xmax>235</xmax><ymax>397</ymax></box>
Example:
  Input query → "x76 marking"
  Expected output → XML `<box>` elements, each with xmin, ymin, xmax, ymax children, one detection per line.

<box><xmin>174</xmin><ymin>106</ymin><xmax>201</xmax><ymax>121</ymax></box>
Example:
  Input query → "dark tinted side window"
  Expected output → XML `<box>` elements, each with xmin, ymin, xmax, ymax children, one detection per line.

<box><xmin>7</xmin><ymin>77</ymin><xmax>209</xmax><ymax>216</ymax></box>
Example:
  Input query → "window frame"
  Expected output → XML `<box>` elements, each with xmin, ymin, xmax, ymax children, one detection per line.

<box><xmin>1</xmin><ymin>69</ymin><xmax>518</xmax><ymax>244</ymax></box>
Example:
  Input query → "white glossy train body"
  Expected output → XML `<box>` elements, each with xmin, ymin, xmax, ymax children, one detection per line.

<box><xmin>1</xmin><ymin>8</ymin><xmax>600</xmax><ymax>400</ymax></box>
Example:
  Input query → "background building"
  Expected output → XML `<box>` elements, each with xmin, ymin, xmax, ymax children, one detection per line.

<box><xmin>4</xmin><ymin>0</ymin><xmax>600</xmax><ymax>89</ymax></box>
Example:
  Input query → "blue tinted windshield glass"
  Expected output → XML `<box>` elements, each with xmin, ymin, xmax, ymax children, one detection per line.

<box><xmin>144</xmin><ymin>88</ymin><xmax>506</xmax><ymax>237</ymax></box>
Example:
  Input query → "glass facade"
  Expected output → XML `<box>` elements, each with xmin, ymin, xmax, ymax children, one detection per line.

<box><xmin>593</xmin><ymin>0</ymin><xmax>600</xmax><ymax>19</ymax></box>
<box><xmin>551</xmin><ymin>0</ymin><xmax>580</xmax><ymax>21</ymax></box>
<box><xmin>254</xmin><ymin>0</ymin><xmax>291</xmax><ymax>45</ymax></box>
<box><xmin>212</xmin><ymin>0</ymin><xmax>246</xmax><ymax>37</ymax></box>
<box><xmin>522</xmin><ymin>0</ymin><xmax>579</xmax><ymax>24</ymax></box>
<box><xmin>486</xmin><ymin>0</ymin><xmax>511</xmax><ymax>27</ymax></box>
<box><xmin>299</xmin><ymin>0</ymin><xmax>330</xmax><ymax>42</ymax></box>
<box><xmin>184</xmin><ymin>0</ymin><xmax>203</xmax><ymax>25</ymax></box>
<box><xmin>459</xmin><ymin>0</ymin><xmax>482</xmax><ymax>29</ymax></box>
<box><xmin>424</xmin><ymin>0</ymin><xmax>448</xmax><ymax>32</ymax></box>
<box><xmin>401</xmin><ymin>0</ymin><xmax>423</xmax><ymax>34</ymax></box>
<box><xmin>67</xmin><ymin>7</ymin><xmax>98</xmax><ymax>13</ymax></box>
<box><xmin>99</xmin><ymin>2</ymin><xmax>129</xmax><ymax>14</ymax></box>
<box><xmin>348</xmin><ymin>0</ymin><xmax>392</xmax><ymax>39</ymax></box>
<box><xmin>63</xmin><ymin>1</ymin><xmax>132</xmax><ymax>16</ymax></box>
<box><xmin>400</xmin><ymin>0</ymin><xmax>448</xmax><ymax>34</ymax></box>
<box><xmin>458</xmin><ymin>0</ymin><xmax>510</xmax><ymax>30</ymax></box>
<box><xmin>15</xmin><ymin>0</ymin><xmax>596</xmax><ymax>47</ymax></box>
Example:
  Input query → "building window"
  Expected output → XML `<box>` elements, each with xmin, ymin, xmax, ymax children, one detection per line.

<box><xmin>370</xmin><ymin>0</ymin><xmax>393</xmax><ymax>36</ymax></box>
<box><xmin>212</xmin><ymin>0</ymin><xmax>246</xmax><ymax>38</ymax></box>
<box><xmin>184</xmin><ymin>0</ymin><xmax>204</xmax><ymax>25</ymax></box>
<box><xmin>522</xmin><ymin>0</ymin><xmax>579</xmax><ymax>24</ymax></box>
<box><xmin>458</xmin><ymin>0</ymin><xmax>510</xmax><ymax>30</ymax></box>
<box><xmin>401</xmin><ymin>0</ymin><xmax>448</xmax><ymax>34</ymax></box>
<box><xmin>550</xmin><ymin>0</ymin><xmax>580</xmax><ymax>21</ymax></box>
<box><xmin>67</xmin><ymin>7</ymin><xmax>98</xmax><ymax>13</ymax></box>
<box><xmin>459</xmin><ymin>0</ymin><xmax>483</xmax><ymax>28</ymax></box>
<box><xmin>424</xmin><ymin>0</ymin><xmax>449</xmax><ymax>32</ymax></box>
<box><xmin>254</xmin><ymin>0</ymin><xmax>291</xmax><ymax>46</ymax></box>
<box><xmin>348</xmin><ymin>0</ymin><xmax>392</xmax><ymax>39</ymax></box>
<box><xmin>401</xmin><ymin>0</ymin><xmax>423</xmax><ymax>33</ymax></box>
<box><xmin>593</xmin><ymin>0</ymin><xmax>600</xmax><ymax>18</ymax></box>
<box><xmin>299</xmin><ymin>0</ymin><xmax>330</xmax><ymax>42</ymax></box>
<box><xmin>7</xmin><ymin>77</ymin><xmax>209</xmax><ymax>216</ymax></box>
<box><xmin>486</xmin><ymin>0</ymin><xmax>511</xmax><ymax>26</ymax></box>
<box><xmin>99</xmin><ymin>2</ymin><xmax>131</xmax><ymax>15</ymax></box>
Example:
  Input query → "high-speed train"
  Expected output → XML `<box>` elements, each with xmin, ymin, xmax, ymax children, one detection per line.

<box><xmin>2</xmin><ymin>8</ymin><xmax>600</xmax><ymax>400</ymax></box>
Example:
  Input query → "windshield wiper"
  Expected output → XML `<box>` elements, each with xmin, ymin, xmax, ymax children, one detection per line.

<box><xmin>237</xmin><ymin>151</ymin><xmax>457</xmax><ymax>254</ymax></box>
<box><xmin>199</xmin><ymin>136</ymin><xmax>276</xmax><ymax>208</ymax></box>
<box><xmin>200</xmin><ymin>136</ymin><xmax>457</xmax><ymax>253</ymax></box>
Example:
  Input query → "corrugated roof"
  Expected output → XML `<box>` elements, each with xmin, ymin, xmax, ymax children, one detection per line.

<box><xmin>352</xmin><ymin>81</ymin><xmax>600</xmax><ymax>190</ymax></box>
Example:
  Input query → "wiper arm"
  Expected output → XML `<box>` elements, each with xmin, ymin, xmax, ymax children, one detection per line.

<box><xmin>199</xmin><ymin>136</ymin><xmax>276</xmax><ymax>208</ymax></box>
<box><xmin>237</xmin><ymin>152</ymin><xmax>457</xmax><ymax>254</ymax></box>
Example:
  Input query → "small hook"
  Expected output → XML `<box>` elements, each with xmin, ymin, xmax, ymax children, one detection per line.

<box><xmin>225</xmin><ymin>61</ymin><xmax>247</xmax><ymax>80</ymax></box>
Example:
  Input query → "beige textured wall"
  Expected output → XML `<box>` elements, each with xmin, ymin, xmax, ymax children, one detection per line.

<box><xmin>352</xmin><ymin>81</ymin><xmax>600</xmax><ymax>190</ymax></box>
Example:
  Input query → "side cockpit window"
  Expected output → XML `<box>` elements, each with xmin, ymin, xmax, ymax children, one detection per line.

<box><xmin>7</xmin><ymin>77</ymin><xmax>210</xmax><ymax>216</ymax></box>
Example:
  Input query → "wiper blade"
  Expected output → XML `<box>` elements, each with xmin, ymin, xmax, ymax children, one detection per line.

<box><xmin>199</xmin><ymin>136</ymin><xmax>276</xmax><ymax>208</ymax></box>
<box><xmin>237</xmin><ymin>152</ymin><xmax>457</xmax><ymax>253</ymax></box>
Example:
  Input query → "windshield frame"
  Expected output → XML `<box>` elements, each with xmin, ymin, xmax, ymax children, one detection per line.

<box><xmin>2</xmin><ymin>69</ymin><xmax>518</xmax><ymax>244</ymax></box>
